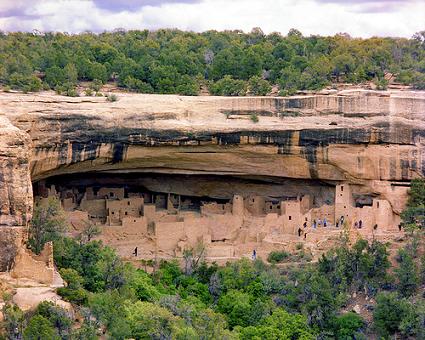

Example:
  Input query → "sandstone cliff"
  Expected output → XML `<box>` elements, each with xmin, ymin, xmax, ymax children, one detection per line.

<box><xmin>0</xmin><ymin>89</ymin><xmax>424</xmax><ymax>256</ymax></box>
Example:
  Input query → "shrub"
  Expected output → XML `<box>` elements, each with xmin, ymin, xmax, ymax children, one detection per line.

<box><xmin>209</xmin><ymin>75</ymin><xmax>247</xmax><ymax>96</ymax></box>
<box><xmin>84</xmin><ymin>88</ymin><xmax>93</xmax><ymax>96</ymax></box>
<box><xmin>250</xmin><ymin>113</ymin><xmax>259</xmax><ymax>123</ymax></box>
<box><xmin>333</xmin><ymin>312</ymin><xmax>364</xmax><ymax>339</ymax></box>
<box><xmin>122</xmin><ymin>76</ymin><xmax>154</xmax><ymax>93</ymax></box>
<box><xmin>248</xmin><ymin>76</ymin><xmax>271</xmax><ymax>96</ymax></box>
<box><xmin>89</xmin><ymin>79</ymin><xmax>103</xmax><ymax>92</ymax></box>
<box><xmin>374</xmin><ymin>78</ymin><xmax>389</xmax><ymax>90</ymax></box>
<box><xmin>412</xmin><ymin>72</ymin><xmax>425</xmax><ymax>90</ymax></box>
<box><xmin>106</xmin><ymin>94</ymin><xmax>118</xmax><ymax>102</ymax></box>
<box><xmin>373</xmin><ymin>292</ymin><xmax>411</xmax><ymax>337</ymax></box>
<box><xmin>267</xmin><ymin>251</ymin><xmax>290</xmax><ymax>264</ymax></box>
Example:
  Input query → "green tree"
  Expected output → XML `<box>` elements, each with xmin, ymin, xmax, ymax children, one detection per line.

<box><xmin>373</xmin><ymin>292</ymin><xmax>410</xmax><ymax>337</ymax></box>
<box><xmin>248</xmin><ymin>76</ymin><xmax>271</xmax><ymax>96</ymax></box>
<box><xmin>395</xmin><ymin>248</ymin><xmax>419</xmax><ymax>297</ymax></box>
<box><xmin>209</xmin><ymin>75</ymin><xmax>247</xmax><ymax>96</ymax></box>
<box><xmin>23</xmin><ymin>315</ymin><xmax>59</xmax><ymax>340</ymax></box>
<box><xmin>28</xmin><ymin>197</ymin><xmax>68</xmax><ymax>254</ymax></box>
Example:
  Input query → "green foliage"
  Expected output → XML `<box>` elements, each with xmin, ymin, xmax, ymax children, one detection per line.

<box><xmin>28</xmin><ymin>197</ymin><xmax>68</xmax><ymax>254</ymax></box>
<box><xmin>267</xmin><ymin>250</ymin><xmax>290</xmax><ymax>263</ymax></box>
<box><xmin>373</xmin><ymin>291</ymin><xmax>411</xmax><ymax>337</ymax></box>
<box><xmin>57</xmin><ymin>268</ymin><xmax>88</xmax><ymax>304</ymax></box>
<box><xmin>318</xmin><ymin>238</ymin><xmax>390</xmax><ymax>293</ymax></box>
<box><xmin>7</xmin><ymin>73</ymin><xmax>42</xmax><ymax>93</ymax></box>
<box><xmin>332</xmin><ymin>312</ymin><xmax>364</xmax><ymax>339</ymax></box>
<box><xmin>23</xmin><ymin>315</ymin><xmax>59</xmax><ymax>340</ymax></box>
<box><xmin>122</xmin><ymin>76</ymin><xmax>154</xmax><ymax>93</ymax></box>
<box><xmin>53</xmin><ymin>237</ymin><xmax>130</xmax><ymax>292</ymax></box>
<box><xmin>130</xmin><ymin>269</ymin><xmax>162</xmax><ymax>302</ymax></box>
<box><xmin>89</xmin><ymin>79</ymin><xmax>103</xmax><ymax>92</ymax></box>
<box><xmin>374</xmin><ymin>77</ymin><xmax>389</xmax><ymax>90</ymax></box>
<box><xmin>248</xmin><ymin>76</ymin><xmax>272</xmax><ymax>95</ymax></box>
<box><xmin>210</xmin><ymin>75</ymin><xmax>247</xmax><ymax>96</ymax></box>
<box><xmin>395</xmin><ymin>248</ymin><xmax>419</xmax><ymax>297</ymax></box>
<box><xmin>2</xmin><ymin>303</ymin><xmax>25</xmax><ymax>340</ymax></box>
<box><xmin>401</xmin><ymin>178</ymin><xmax>425</xmax><ymax>229</ymax></box>
<box><xmin>84</xmin><ymin>88</ymin><xmax>93</xmax><ymax>96</ymax></box>
<box><xmin>250</xmin><ymin>113</ymin><xmax>259</xmax><ymax>123</ymax></box>
<box><xmin>106</xmin><ymin>93</ymin><xmax>118</xmax><ymax>102</ymax></box>
<box><xmin>238</xmin><ymin>308</ymin><xmax>315</xmax><ymax>340</ymax></box>
<box><xmin>0</xmin><ymin>29</ymin><xmax>423</xmax><ymax>95</ymax></box>
<box><xmin>124</xmin><ymin>301</ymin><xmax>185</xmax><ymax>339</ymax></box>
<box><xmin>33</xmin><ymin>302</ymin><xmax>72</xmax><ymax>339</ymax></box>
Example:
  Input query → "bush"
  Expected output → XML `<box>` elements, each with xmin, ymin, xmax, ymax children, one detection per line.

<box><xmin>84</xmin><ymin>88</ymin><xmax>93</xmax><ymax>96</ymax></box>
<box><xmin>374</xmin><ymin>78</ymin><xmax>388</xmax><ymax>90</ymax></box>
<box><xmin>248</xmin><ymin>76</ymin><xmax>271</xmax><ymax>96</ymax></box>
<box><xmin>89</xmin><ymin>79</ymin><xmax>103</xmax><ymax>92</ymax></box>
<box><xmin>106</xmin><ymin>94</ymin><xmax>118</xmax><ymax>102</ymax></box>
<box><xmin>412</xmin><ymin>72</ymin><xmax>425</xmax><ymax>90</ymax></box>
<box><xmin>373</xmin><ymin>292</ymin><xmax>411</xmax><ymax>337</ymax></box>
<box><xmin>267</xmin><ymin>251</ymin><xmax>290</xmax><ymax>264</ymax></box>
<box><xmin>209</xmin><ymin>75</ymin><xmax>247</xmax><ymax>96</ymax></box>
<box><xmin>250</xmin><ymin>113</ymin><xmax>259</xmax><ymax>123</ymax></box>
<box><xmin>8</xmin><ymin>73</ymin><xmax>42</xmax><ymax>92</ymax></box>
<box><xmin>333</xmin><ymin>312</ymin><xmax>364</xmax><ymax>339</ymax></box>
<box><xmin>122</xmin><ymin>76</ymin><xmax>154</xmax><ymax>93</ymax></box>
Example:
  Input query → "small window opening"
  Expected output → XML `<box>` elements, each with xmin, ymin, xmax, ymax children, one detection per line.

<box><xmin>110</xmin><ymin>192</ymin><xmax>114</xmax><ymax>197</ymax></box>
<box><xmin>377</xmin><ymin>202</ymin><xmax>380</xmax><ymax>208</ymax></box>
<box><xmin>127</xmin><ymin>201</ymin><xmax>130</xmax><ymax>205</ymax></box>
<box><xmin>341</xmin><ymin>186</ymin><xmax>344</xmax><ymax>192</ymax></box>
<box><xmin>289</xmin><ymin>216</ymin><xmax>292</xmax><ymax>220</ymax></box>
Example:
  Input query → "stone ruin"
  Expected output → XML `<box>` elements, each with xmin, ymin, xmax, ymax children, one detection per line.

<box><xmin>34</xmin><ymin>175</ymin><xmax>402</xmax><ymax>262</ymax></box>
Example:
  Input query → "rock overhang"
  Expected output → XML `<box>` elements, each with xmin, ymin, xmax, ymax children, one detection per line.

<box><xmin>0</xmin><ymin>89</ymin><xmax>424</xmax><ymax>227</ymax></box>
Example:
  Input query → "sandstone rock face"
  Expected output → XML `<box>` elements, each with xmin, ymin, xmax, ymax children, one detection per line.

<box><xmin>0</xmin><ymin>116</ymin><xmax>32</xmax><ymax>227</ymax></box>
<box><xmin>0</xmin><ymin>89</ymin><xmax>424</xmax><ymax>260</ymax></box>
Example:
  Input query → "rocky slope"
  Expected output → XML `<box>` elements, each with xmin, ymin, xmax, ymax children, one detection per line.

<box><xmin>0</xmin><ymin>89</ymin><xmax>424</xmax><ymax>233</ymax></box>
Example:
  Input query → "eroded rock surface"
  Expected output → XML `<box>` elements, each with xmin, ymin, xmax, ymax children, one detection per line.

<box><xmin>0</xmin><ymin>89</ymin><xmax>424</xmax><ymax>260</ymax></box>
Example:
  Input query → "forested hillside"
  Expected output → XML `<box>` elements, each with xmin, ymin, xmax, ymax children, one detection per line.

<box><xmin>0</xmin><ymin>28</ymin><xmax>424</xmax><ymax>96</ymax></box>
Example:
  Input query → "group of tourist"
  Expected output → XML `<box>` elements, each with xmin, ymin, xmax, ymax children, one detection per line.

<box><xmin>297</xmin><ymin>215</ymin><xmax>347</xmax><ymax>238</ymax></box>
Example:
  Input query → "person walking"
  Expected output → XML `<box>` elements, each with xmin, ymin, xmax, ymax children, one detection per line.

<box><xmin>252</xmin><ymin>249</ymin><xmax>257</xmax><ymax>260</ymax></box>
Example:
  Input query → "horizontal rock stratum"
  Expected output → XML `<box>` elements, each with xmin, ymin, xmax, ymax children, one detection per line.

<box><xmin>0</xmin><ymin>89</ymin><xmax>424</xmax><ymax>230</ymax></box>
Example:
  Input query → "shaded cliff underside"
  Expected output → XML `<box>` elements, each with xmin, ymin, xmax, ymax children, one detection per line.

<box><xmin>0</xmin><ymin>89</ymin><xmax>425</xmax><ymax>227</ymax></box>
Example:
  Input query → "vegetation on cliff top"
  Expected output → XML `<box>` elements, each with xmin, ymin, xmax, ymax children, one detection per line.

<box><xmin>0</xmin><ymin>28</ymin><xmax>424</xmax><ymax>96</ymax></box>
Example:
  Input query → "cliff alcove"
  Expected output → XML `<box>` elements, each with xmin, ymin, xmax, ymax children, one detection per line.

<box><xmin>1</xmin><ymin>89</ymin><xmax>424</xmax><ymax>262</ymax></box>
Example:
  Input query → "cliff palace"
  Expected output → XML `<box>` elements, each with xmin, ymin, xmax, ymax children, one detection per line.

<box><xmin>1</xmin><ymin>89</ymin><xmax>425</xmax><ymax>264</ymax></box>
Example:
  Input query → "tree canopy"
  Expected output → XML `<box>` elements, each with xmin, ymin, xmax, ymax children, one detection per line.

<box><xmin>0</xmin><ymin>28</ymin><xmax>424</xmax><ymax>96</ymax></box>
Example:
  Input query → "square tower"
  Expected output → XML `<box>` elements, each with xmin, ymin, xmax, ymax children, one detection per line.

<box><xmin>334</xmin><ymin>183</ymin><xmax>353</xmax><ymax>223</ymax></box>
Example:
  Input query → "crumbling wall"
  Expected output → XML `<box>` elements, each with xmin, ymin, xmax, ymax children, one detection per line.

<box><xmin>11</xmin><ymin>242</ymin><xmax>54</xmax><ymax>285</ymax></box>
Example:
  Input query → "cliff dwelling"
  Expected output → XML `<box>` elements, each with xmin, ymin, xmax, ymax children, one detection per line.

<box><xmin>33</xmin><ymin>171</ymin><xmax>402</xmax><ymax>261</ymax></box>
<box><xmin>1</xmin><ymin>89</ymin><xmax>423</xmax><ymax>263</ymax></box>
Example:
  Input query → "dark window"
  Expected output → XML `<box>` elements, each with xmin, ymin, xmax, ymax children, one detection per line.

<box><xmin>110</xmin><ymin>192</ymin><xmax>114</xmax><ymax>197</ymax></box>
<box><xmin>125</xmin><ymin>212</ymin><xmax>128</xmax><ymax>215</ymax></box>
<box><xmin>377</xmin><ymin>202</ymin><xmax>380</xmax><ymax>208</ymax></box>
<box><xmin>112</xmin><ymin>211</ymin><xmax>114</xmax><ymax>215</ymax></box>
<box><xmin>341</xmin><ymin>186</ymin><xmax>344</xmax><ymax>192</ymax></box>
<box><xmin>128</xmin><ymin>201</ymin><xmax>130</xmax><ymax>206</ymax></box>
<box><xmin>289</xmin><ymin>216</ymin><xmax>292</xmax><ymax>220</ymax></box>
